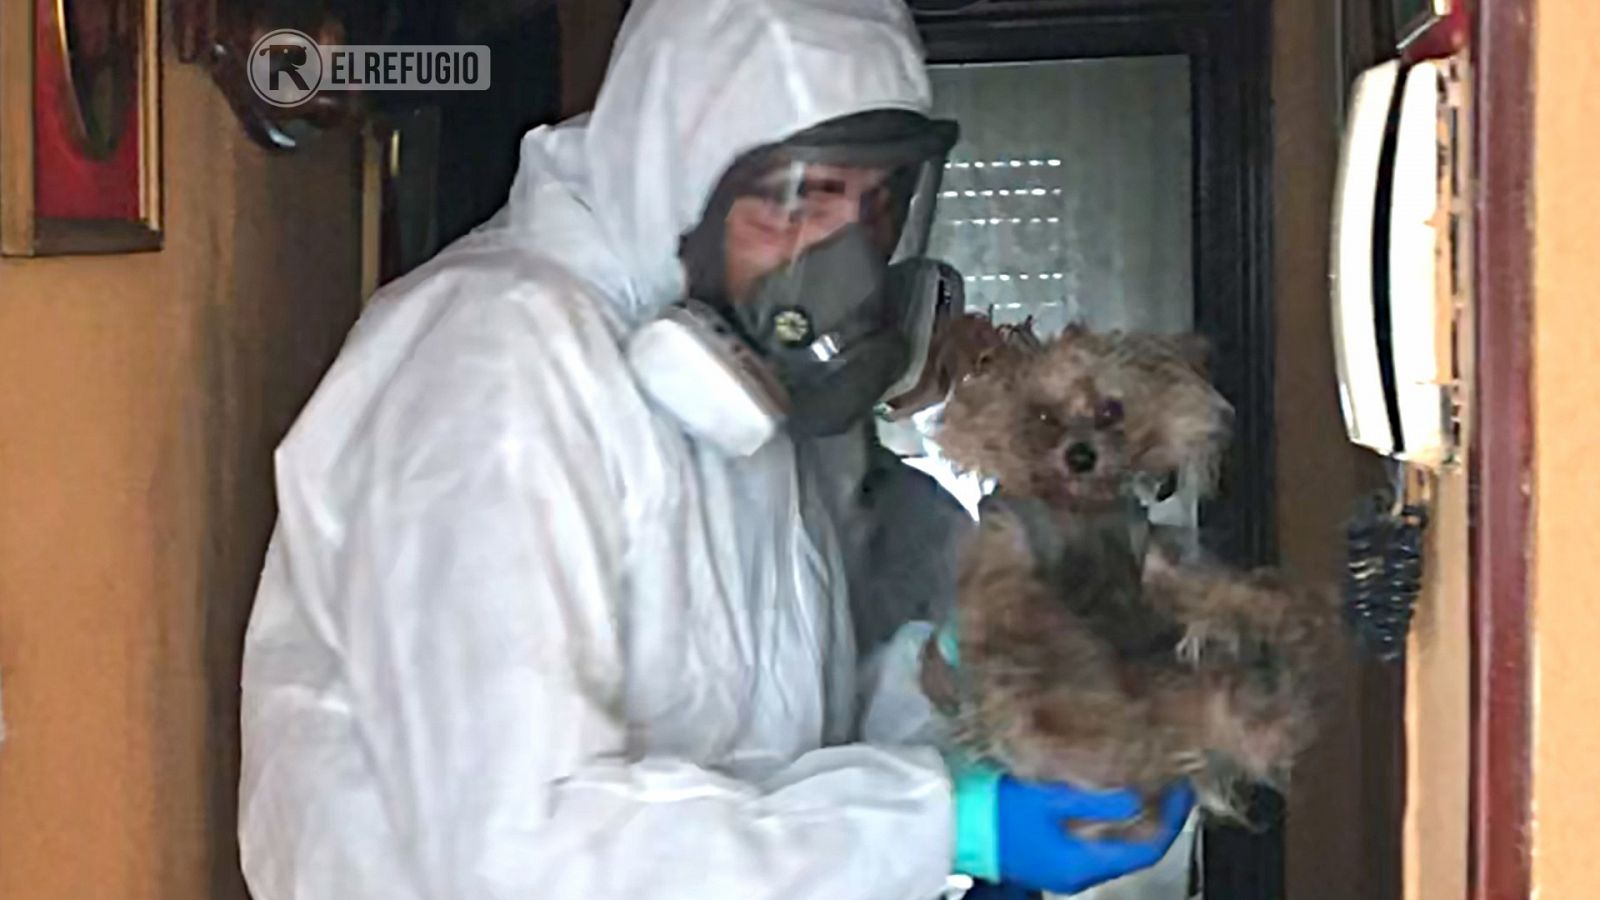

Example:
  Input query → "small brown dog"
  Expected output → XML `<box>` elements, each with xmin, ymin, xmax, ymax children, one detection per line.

<box><xmin>925</xmin><ymin>320</ymin><xmax>1342</xmax><ymax>837</ymax></box>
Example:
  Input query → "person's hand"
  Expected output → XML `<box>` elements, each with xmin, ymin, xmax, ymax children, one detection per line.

<box><xmin>929</xmin><ymin>620</ymin><xmax>1195</xmax><ymax>894</ymax></box>
<box><xmin>948</xmin><ymin>756</ymin><xmax>1195</xmax><ymax>895</ymax></box>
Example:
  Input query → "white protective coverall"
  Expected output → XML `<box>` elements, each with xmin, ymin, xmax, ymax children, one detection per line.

<box><xmin>237</xmin><ymin>1</ymin><xmax>963</xmax><ymax>898</ymax></box>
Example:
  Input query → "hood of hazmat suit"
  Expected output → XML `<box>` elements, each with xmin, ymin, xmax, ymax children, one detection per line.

<box><xmin>238</xmin><ymin>1</ymin><xmax>963</xmax><ymax>899</ymax></box>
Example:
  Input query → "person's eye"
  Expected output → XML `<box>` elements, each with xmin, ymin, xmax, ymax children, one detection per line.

<box><xmin>795</xmin><ymin>178</ymin><xmax>848</xmax><ymax>199</ymax></box>
<box><xmin>798</xmin><ymin>186</ymin><xmax>853</xmax><ymax>216</ymax></box>
<box><xmin>731</xmin><ymin>192</ymin><xmax>804</xmax><ymax>231</ymax></box>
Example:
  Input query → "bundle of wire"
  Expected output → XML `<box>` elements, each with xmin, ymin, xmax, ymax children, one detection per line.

<box><xmin>1342</xmin><ymin>489</ymin><xmax>1428</xmax><ymax>663</ymax></box>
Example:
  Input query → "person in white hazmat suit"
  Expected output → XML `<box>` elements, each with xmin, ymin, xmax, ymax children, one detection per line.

<box><xmin>237</xmin><ymin>1</ymin><xmax>1194</xmax><ymax>898</ymax></box>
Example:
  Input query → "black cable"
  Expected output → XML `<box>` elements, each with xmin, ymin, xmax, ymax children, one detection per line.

<box><xmin>1342</xmin><ymin>489</ymin><xmax>1428</xmax><ymax>663</ymax></box>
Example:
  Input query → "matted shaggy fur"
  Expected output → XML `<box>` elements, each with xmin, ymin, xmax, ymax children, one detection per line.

<box><xmin>923</xmin><ymin>319</ymin><xmax>1344</xmax><ymax>837</ymax></box>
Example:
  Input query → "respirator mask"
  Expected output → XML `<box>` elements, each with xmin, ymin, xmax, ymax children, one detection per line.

<box><xmin>627</xmin><ymin>110</ymin><xmax>963</xmax><ymax>456</ymax></box>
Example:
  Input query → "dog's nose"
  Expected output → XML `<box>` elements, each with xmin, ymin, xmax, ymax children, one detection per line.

<box><xmin>1065</xmin><ymin>441</ymin><xmax>1098</xmax><ymax>473</ymax></box>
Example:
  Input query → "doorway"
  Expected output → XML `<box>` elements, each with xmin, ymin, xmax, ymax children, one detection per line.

<box><xmin>911</xmin><ymin>1</ymin><xmax>1276</xmax><ymax>896</ymax></box>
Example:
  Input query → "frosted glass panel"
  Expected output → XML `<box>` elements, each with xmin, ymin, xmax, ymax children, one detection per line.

<box><xmin>927</xmin><ymin>56</ymin><xmax>1194</xmax><ymax>336</ymax></box>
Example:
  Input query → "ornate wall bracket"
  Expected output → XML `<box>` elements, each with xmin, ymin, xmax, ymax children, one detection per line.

<box><xmin>172</xmin><ymin>0</ymin><xmax>366</xmax><ymax>152</ymax></box>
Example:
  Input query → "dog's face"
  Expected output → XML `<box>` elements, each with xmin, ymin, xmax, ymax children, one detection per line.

<box><xmin>937</xmin><ymin>324</ymin><xmax>1234</xmax><ymax>510</ymax></box>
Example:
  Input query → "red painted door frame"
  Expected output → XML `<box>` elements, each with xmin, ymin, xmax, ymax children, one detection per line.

<box><xmin>1396</xmin><ymin>0</ymin><xmax>1533</xmax><ymax>895</ymax></box>
<box><xmin>1467</xmin><ymin>0</ymin><xmax>1535</xmax><ymax>897</ymax></box>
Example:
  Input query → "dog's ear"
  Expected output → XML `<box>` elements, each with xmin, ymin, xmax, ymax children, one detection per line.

<box><xmin>1151</xmin><ymin>394</ymin><xmax>1233</xmax><ymax>498</ymax></box>
<box><xmin>935</xmin><ymin>313</ymin><xmax>1012</xmax><ymax>382</ymax></box>
<box><xmin>937</xmin><ymin>345</ymin><xmax>1033</xmax><ymax>478</ymax></box>
<box><xmin>1172</xmin><ymin>333</ymin><xmax>1213</xmax><ymax>375</ymax></box>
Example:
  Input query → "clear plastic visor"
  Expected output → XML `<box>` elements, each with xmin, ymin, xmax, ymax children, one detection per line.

<box><xmin>718</xmin><ymin>154</ymin><xmax>946</xmax><ymax>299</ymax></box>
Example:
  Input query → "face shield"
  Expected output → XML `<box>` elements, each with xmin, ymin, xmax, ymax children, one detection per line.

<box><xmin>678</xmin><ymin>110</ymin><xmax>963</xmax><ymax>437</ymax></box>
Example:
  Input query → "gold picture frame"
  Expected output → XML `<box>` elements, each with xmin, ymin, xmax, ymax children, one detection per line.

<box><xmin>1</xmin><ymin>0</ymin><xmax>162</xmax><ymax>256</ymax></box>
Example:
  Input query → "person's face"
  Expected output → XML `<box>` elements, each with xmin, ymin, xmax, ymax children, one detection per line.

<box><xmin>721</xmin><ymin>161</ymin><xmax>899</xmax><ymax>304</ymax></box>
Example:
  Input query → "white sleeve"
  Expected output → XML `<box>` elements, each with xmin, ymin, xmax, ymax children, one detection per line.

<box><xmin>241</xmin><ymin>299</ymin><xmax>955</xmax><ymax>900</ymax></box>
<box><xmin>858</xmin><ymin>621</ymin><xmax>954</xmax><ymax>749</ymax></box>
<box><xmin>851</xmin><ymin>451</ymin><xmax>968</xmax><ymax>750</ymax></box>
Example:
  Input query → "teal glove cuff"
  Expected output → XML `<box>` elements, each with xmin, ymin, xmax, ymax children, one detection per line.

<box><xmin>946</xmin><ymin>753</ymin><xmax>1002</xmax><ymax>883</ymax></box>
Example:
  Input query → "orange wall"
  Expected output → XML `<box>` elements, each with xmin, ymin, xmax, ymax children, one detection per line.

<box><xmin>0</xmin><ymin>52</ymin><xmax>361</xmax><ymax>900</ymax></box>
<box><xmin>1530</xmin><ymin>0</ymin><xmax>1600</xmax><ymax>893</ymax></box>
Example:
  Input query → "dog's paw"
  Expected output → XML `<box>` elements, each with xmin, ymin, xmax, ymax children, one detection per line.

<box><xmin>1063</xmin><ymin>815</ymin><xmax>1164</xmax><ymax>843</ymax></box>
<box><xmin>1061</xmin><ymin>796</ymin><xmax>1165</xmax><ymax>843</ymax></box>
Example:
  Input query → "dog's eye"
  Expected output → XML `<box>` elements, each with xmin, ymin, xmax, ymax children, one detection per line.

<box><xmin>1095</xmin><ymin>399</ymin><xmax>1125</xmax><ymax>428</ymax></box>
<box><xmin>1032</xmin><ymin>407</ymin><xmax>1059</xmax><ymax>428</ymax></box>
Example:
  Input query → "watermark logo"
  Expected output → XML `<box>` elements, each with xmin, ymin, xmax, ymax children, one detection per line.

<box><xmin>248</xmin><ymin>29</ymin><xmax>490</xmax><ymax>108</ymax></box>
<box><xmin>250</xmin><ymin>30</ymin><xmax>323</xmax><ymax>107</ymax></box>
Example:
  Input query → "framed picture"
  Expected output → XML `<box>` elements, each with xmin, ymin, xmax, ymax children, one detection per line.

<box><xmin>1</xmin><ymin>0</ymin><xmax>162</xmax><ymax>256</ymax></box>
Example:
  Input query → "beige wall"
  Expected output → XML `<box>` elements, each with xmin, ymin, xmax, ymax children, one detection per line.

<box><xmin>0</xmin><ymin>52</ymin><xmax>361</xmax><ymax>900</ymax></box>
<box><xmin>1397</xmin><ymin>61</ymin><xmax>1472</xmax><ymax>900</ymax></box>
<box><xmin>1401</xmin><ymin>470</ymin><xmax>1471</xmax><ymax>900</ymax></box>
<box><xmin>1530</xmin><ymin>0</ymin><xmax>1600</xmax><ymax>894</ymax></box>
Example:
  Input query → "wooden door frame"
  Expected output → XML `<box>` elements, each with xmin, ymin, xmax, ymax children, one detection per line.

<box><xmin>914</xmin><ymin>2</ymin><xmax>1278</xmax><ymax>895</ymax></box>
<box><xmin>1348</xmin><ymin>0</ymin><xmax>1533</xmax><ymax>892</ymax></box>
<box><xmin>1466</xmin><ymin>0</ymin><xmax>1534</xmax><ymax>895</ymax></box>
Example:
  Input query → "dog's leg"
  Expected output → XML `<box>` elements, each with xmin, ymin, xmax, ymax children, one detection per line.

<box><xmin>1144</xmin><ymin>547</ymin><xmax>1340</xmax><ymax>673</ymax></box>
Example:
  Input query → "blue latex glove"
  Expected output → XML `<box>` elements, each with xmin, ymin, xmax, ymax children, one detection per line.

<box><xmin>950</xmin><ymin>758</ymin><xmax>1195</xmax><ymax>895</ymax></box>
<box><xmin>933</xmin><ymin>622</ymin><xmax>1196</xmax><ymax>895</ymax></box>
